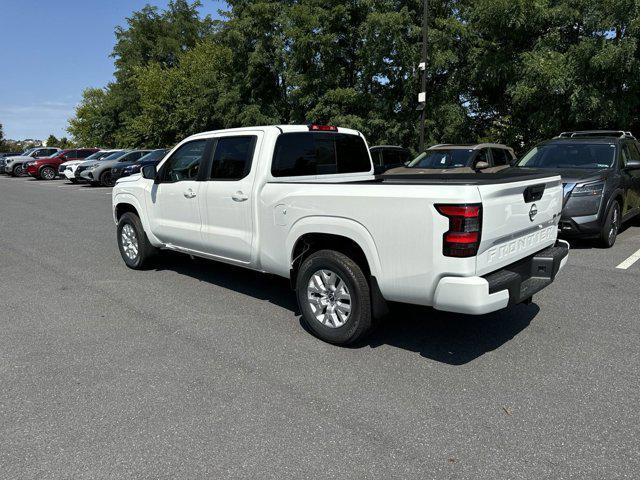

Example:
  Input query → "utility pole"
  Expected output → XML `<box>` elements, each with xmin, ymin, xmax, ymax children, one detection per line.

<box><xmin>418</xmin><ymin>0</ymin><xmax>429</xmax><ymax>152</ymax></box>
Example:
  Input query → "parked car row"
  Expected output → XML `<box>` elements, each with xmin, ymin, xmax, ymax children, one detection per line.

<box><xmin>2</xmin><ymin>147</ymin><xmax>169</xmax><ymax>187</ymax></box>
<box><xmin>0</xmin><ymin>147</ymin><xmax>62</xmax><ymax>175</ymax></box>
<box><xmin>374</xmin><ymin>131</ymin><xmax>640</xmax><ymax>248</ymax></box>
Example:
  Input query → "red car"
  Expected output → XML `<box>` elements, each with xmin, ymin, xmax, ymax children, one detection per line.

<box><xmin>26</xmin><ymin>148</ymin><xmax>99</xmax><ymax>180</ymax></box>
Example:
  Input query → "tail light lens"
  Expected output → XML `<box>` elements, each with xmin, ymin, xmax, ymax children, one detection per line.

<box><xmin>435</xmin><ymin>204</ymin><xmax>482</xmax><ymax>258</ymax></box>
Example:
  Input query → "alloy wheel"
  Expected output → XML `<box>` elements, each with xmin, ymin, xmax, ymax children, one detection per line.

<box><xmin>307</xmin><ymin>269</ymin><xmax>352</xmax><ymax>328</ymax></box>
<box><xmin>609</xmin><ymin>204</ymin><xmax>620</xmax><ymax>243</ymax></box>
<box><xmin>41</xmin><ymin>168</ymin><xmax>55</xmax><ymax>180</ymax></box>
<box><xmin>121</xmin><ymin>224</ymin><xmax>139</xmax><ymax>261</ymax></box>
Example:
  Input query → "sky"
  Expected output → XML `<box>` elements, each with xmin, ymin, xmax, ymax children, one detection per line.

<box><xmin>0</xmin><ymin>0</ymin><xmax>226</xmax><ymax>140</ymax></box>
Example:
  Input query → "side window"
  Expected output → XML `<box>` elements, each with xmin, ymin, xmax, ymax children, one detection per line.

<box><xmin>66</xmin><ymin>150</ymin><xmax>78</xmax><ymax>159</ymax></box>
<box><xmin>370</xmin><ymin>150</ymin><xmax>382</xmax><ymax>167</ymax></box>
<box><xmin>491</xmin><ymin>148</ymin><xmax>510</xmax><ymax>166</ymax></box>
<box><xmin>475</xmin><ymin>149</ymin><xmax>490</xmax><ymax>165</ymax></box>
<box><xmin>382</xmin><ymin>149</ymin><xmax>403</xmax><ymax>167</ymax></box>
<box><xmin>620</xmin><ymin>144</ymin><xmax>630</xmax><ymax>168</ymax></box>
<box><xmin>210</xmin><ymin>136</ymin><xmax>256</xmax><ymax>180</ymax></box>
<box><xmin>160</xmin><ymin>140</ymin><xmax>207</xmax><ymax>183</ymax></box>
<box><xmin>272</xmin><ymin>132</ymin><xmax>371</xmax><ymax>177</ymax></box>
<box><xmin>626</xmin><ymin>142</ymin><xmax>640</xmax><ymax>161</ymax></box>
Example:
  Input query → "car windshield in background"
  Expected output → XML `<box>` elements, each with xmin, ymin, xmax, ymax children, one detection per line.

<box><xmin>46</xmin><ymin>151</ymin><xmax>62</xmax><ymax>158</ymax></box>
<box><xmin>136</xmin><ymin>149</ymin><xmax>167</xmax><ymax>163</ymax></box>
<box><xmin>407</xmin><ymin>149</ymin><xmax>474</xmax><ymax>169</ymax></box>
<box><xmin>101</xmin><ymin>151</ymin><xmax>127</xmax><ymax>161</ymax></box>
<box><xmin>85</xmin><ymin>151</ymin><xmax>106</xmax><ymax>160</ymax></box>
<box><xmin>517</xmin><ymin>144</ymin><xmax>616</xmax><ymax>169</ymax></box>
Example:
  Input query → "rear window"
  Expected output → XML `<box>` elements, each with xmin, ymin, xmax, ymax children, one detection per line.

<box><xmin>271</xmin><ymin>132</ymin><xmax>371</xmax><ymax>177</ymax></box>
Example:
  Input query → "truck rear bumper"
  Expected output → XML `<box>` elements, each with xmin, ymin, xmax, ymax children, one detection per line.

<box><xmin>433</xmin><ymin>240</ymin><xmax>569</xmax><ymax>315</ymax></box>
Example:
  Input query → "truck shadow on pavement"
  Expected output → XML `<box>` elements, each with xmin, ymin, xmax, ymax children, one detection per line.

<box><xmin>363</xmin><ymin>303</ymin><xmax>540</xmax><ymax>365</ymax></box>
<box><xmin>154</xmin><ymin>252</ymin><xmax>539</xmax><ymax>366</ymax></box>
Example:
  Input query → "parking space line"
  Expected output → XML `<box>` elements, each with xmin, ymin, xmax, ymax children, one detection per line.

<box><xmin>616</xmin><ymin>248</ymin><xmax>640</xmax><ymax>270</ymax></box>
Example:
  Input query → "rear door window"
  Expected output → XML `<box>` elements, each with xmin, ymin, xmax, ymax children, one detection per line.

<box><xmin>209</xmin><ymin>136</ymin><xmax>256</xmax><ymax>180</ymax></box>
<box><xmin>272</xmin><ymin>132</ymin><xmax>371</xmax><ymax>177</ymax></box>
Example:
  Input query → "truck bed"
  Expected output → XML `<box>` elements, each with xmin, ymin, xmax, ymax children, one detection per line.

<box><xmin>379</xmin><ymin>169</ymin><xmax>558</xmax><ymax>185</ymax></box>
<box><xmin>270</xmin><ymin>169</ymin><xmax>559</xmax><ymax>186</ymax></box>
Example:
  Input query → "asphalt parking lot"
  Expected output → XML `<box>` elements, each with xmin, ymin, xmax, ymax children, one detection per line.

<box><xmin>1</xmin><ymin>175</ymin><xmax>638</xmax><ymax>479</ymax></box>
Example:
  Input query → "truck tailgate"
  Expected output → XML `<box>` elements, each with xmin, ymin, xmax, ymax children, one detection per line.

<box><xmin>476</xmin><ymin>176</ymin><xmax>563</xmax><ymax>276</ymax></box>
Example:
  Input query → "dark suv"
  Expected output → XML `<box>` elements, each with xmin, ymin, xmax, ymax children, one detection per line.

<box><xmin>514</xmin><ymin>131</ymin><xmax>640</xmax><ymax>247</ymax></box>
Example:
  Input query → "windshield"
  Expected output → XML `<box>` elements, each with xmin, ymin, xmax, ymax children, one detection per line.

<box><xmin>136</xmin><ymin>149</ymin><xmax>168</xmax><ymax>163</ymax></box>
<box><xmin>407</xmin><ymin>149</ymin><xmax>475</xmax><ymax>169</ymax></box>
<box><xmin>119</xmin><ymin>151</ymin><xmax>146</xmax><ymax>162</ymax></box>
<box><xmin>21</xmin><ymin>148</ymin><xmax>37</xmax><ymax>156</ymax></box>
<box><xmin>516</xmin><ymin>143</ymin><xmax>616</xmax><ymax>169</ymax></box>
<box><xmin>85</xmin><ymin>150</ymin><xmax>106</xmax><ymax>160</ymax></box>
<box><xmin>101</xmin><ymin>151</ymin><xmax>127</xmax><ymax>161</ymax></box>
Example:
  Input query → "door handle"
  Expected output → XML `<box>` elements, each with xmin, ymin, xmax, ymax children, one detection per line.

<box><xmin>183</xmin><ymin>188</ymin><xmax>197</xmax><ymax>199</ymax></box>
<box><xmin>232</xmin><ymin>191</ymin><xmax>248</xmax><ymax>202</ymax></box>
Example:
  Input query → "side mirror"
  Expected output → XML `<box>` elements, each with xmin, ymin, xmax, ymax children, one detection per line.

<box><xmin>474</xmin><ymin>161</ymin><xmax>490</xmax><ymax>170</ymax></box>
<box><xmin>141</xmin><ymin>164</ymin><xmax>157</xmax><ymax>180</ymax></box>
<box><xmin>625</xmin><ymin>159</ymin><xmax>640</xmax><ymax>170</ymax></box>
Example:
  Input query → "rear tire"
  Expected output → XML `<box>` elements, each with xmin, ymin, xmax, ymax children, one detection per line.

<box><xmin>598</xmin><ymin>201</ymin><xmax>621</xmax><ymax>248</ymax></box>
<box><xmin>117</xmin><ymin>212</ymin><xmax>157</xmax><ymax>269</ymax></box>
<box><xmin>296</xmin><ymin>250</ymin><xmax>372</xmax><ymax>345</ymax></box>
<box><xmin>39</xmin><ymin>166</ymin><xmax>56</xmax><ymax>180</ymax></box>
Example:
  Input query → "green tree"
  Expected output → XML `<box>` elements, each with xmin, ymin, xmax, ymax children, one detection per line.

<box><xmin>130</xmin><ymin>40</ymin><xmax>234</xmax><ymax>146</ymax></box>
<box><xmin>69</xmin><ymin>0</ymin><xmax>640</xmax><ymax>154</ymax></box>
<box><xmin>0</xmin><ymin>123</ymin><xmax>5</xmax><ymax>152</ymax></box>
<box><xmin>46</xmin><ymin>134</ymin><xmax>59</xmax><ymax>147</ymax></box>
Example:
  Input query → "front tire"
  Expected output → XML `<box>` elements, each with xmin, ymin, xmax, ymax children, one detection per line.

<box><xmin>296</xmin><ymin>250</ymin><xmax>372</xmax><ymax>345</ymax></box>
<box><xmin>11</xmin><ymin>164</ymin><xmax>23</xmax><ymax>177</ymax></box>
<box><xmin>100</xmin><ymin>170</ymin><xmax>116</xmax><ymax>187</ymax></box>
<box><xmin>39</xmin><ymin>166</ymin><xmax>56</xmax><ymax>180</ymax></box>
<box><xmin>599</xmin><ymin>201</ymin><xmax>621</xmax><ymax>248</ymax></box>
<box><xmin>117</xmin><ymin>212</ymin><xmax>157</xmax><ymax>269</ymax></box>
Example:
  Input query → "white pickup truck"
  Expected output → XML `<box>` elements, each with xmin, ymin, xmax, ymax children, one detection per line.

<box><xmin>112</xmin><ymin>125</ymin><xmax>569</xmax><ymax>345</ymax></box>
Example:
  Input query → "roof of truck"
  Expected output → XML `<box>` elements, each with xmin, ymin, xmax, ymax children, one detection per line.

<box><xmin>189</xmin><ymin>125</ymin><xmax>362</xmax><ymax>139</ymax></box>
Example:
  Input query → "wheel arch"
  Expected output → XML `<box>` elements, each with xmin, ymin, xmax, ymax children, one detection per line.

<box><xmin>287</xmin><ymin>217</ymin><xmax>382</xmax><ymax>282</ymax></box>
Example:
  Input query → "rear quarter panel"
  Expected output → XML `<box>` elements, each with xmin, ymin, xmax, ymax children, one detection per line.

<box><xmin>258</xmin><ymin>182</ymin><xmax>482</xmax><ymax>305</ymax></box>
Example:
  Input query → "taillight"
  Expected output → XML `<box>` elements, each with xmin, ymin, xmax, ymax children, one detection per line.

<box><xmin>435</xmin><ymin>204</ymin><xmax>482</xmax><ymax>258</ymax></box>
<box><xmin>308</xmin><ymin>124</ymin><xmax>338</xmax><ymax>132</ymax></box>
